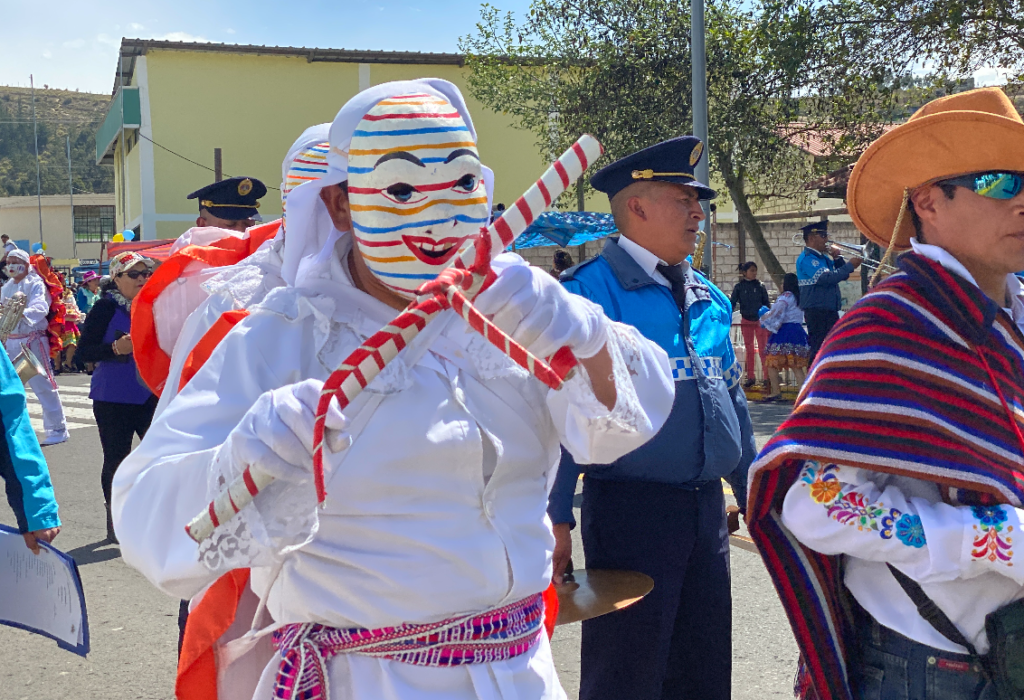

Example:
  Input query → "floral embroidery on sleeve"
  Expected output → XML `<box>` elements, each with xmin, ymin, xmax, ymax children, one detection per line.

<box><xmin>798</xmin><ymin>462</ymin><xmax>926</xmax><ymax>547</ymax></box>
<box><xmin>971</xmin><ymin>506</ymin><xmax>1014</xmax><ymax>564</ymax></box>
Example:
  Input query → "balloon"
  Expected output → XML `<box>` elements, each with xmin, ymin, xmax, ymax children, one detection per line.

<box><xmin>40</xmin><ymin>242</ymin><xmax>47</xmax><ymax>251</ymax></box>
<box><xmin>32</xmin><ymin>243</ymin><xmax>42</xmax><ymax>253</ymax></box>
<box><xmin>112</xmin><ymin>233</ymin><xmax>124</xmax><ymax>243</ymax></box>
<box><xmin>123</xmin><ymin>230</ymin><xmax>136</xmax><ymax>241</ymax></box>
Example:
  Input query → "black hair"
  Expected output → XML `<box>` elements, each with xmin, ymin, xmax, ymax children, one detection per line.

<box><xmin>552</xmin><ymin>250</ymin><xmax>574</xmax><ymax>271</ymax></box>
<box><xmin>908</xmin><ymin>183</ymin><xmax>956</xmax><ymax>243</ymax></box>
<box><xmin>783</xmin><ymin>272</ymin><xmax>800</xmax><ymax>304</ymax></box>
<box><xmin>738</xmin><ymin>261</ymin><xmax>758</xmax><ymax>275</ymax></box>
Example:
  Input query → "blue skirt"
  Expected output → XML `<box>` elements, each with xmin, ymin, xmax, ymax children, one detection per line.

<box><xmin>766</xmin><ymin>322</ymin><xmax>810</xmax><ymax>369</ymax></box>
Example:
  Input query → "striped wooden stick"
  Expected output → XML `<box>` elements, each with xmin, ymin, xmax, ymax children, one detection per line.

<box><xmin>186</xmin><ymin>135</ymin><xmax>603</xmax><ymax>544</ymax></box>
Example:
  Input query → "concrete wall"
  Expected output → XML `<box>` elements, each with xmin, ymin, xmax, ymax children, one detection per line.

<box><xmin>514</xmin><ymin>219</ymin><xmax>870</xmax><ymax>311</ymax></box>
<box><xmin>0</xmin><ymin>194</ymin><xmax>114</xmax><ymax>261</ymax></box>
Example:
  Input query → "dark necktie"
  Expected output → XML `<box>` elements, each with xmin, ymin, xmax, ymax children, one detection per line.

<box><xmin>656</xmin><ymin>263</ymin><xmax>688</xmax><ymax>311</ymax></box>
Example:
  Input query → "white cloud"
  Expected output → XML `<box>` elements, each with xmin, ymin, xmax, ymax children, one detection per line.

<box><xmin>974</xmin><ymin>66</ymin><xmax>1010</xmax><ymax>87</ymax></box>
<box><xmin>96</xmin><ymin>34</ymin><xmax>121</xmax><ymax>49</ymax></box>
<box><xmin>62</xmin><ymin>38</ymin><xmax>86</xmax><ymax>49</ymax></box>
<box><xmin>155</xmin><ymin>31</ymin><xmax>210</xmax><ymax>43</ymax></box>
<box><xmin>227</xmin><ymin>28</ymin><xmax>236</xmax><ymax>35</ymax></box>
<box><xmin>129</xmin><ymin>23</ymin><xmax>145</xmax><ymax>31</ymax></box>
<box><xmin>42</xmin><ymin>49</ymin><xmax>52</xmax><ymax>59</ymax></box>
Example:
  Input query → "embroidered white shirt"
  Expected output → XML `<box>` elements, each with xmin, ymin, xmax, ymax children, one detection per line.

<box><xmin>783</xmin><ymin>242</ymin><xmax>1024</xmax><ymax>654</ymax></box>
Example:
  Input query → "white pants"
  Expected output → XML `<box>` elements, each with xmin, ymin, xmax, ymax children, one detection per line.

<box><xmin>5</xmin><ymin>335</ymin><xmax>65</xmax><ymax>434</ymax></box>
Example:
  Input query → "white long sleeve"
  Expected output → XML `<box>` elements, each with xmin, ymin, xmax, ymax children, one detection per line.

<box><xmin>783</xmin><ymin>460</ymin><xmax>1024</xmax><ymax>653</ymax></box>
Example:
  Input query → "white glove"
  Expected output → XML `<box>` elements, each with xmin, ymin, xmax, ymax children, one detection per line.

<box><xmin>474</xmin><ymin>262</ymin><xmax>608</xmax><ymax>359</ymax></box>
<box><xmin>225</xmin><ymin>379</ymin><xmax>351</xmax><ymax>485</ymax></box>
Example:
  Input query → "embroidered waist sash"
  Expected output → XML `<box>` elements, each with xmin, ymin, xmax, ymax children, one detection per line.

<box><xmin>272</xmin><ymin>593</ymin><xmax>545</xmax><ymax>700</ymax></box>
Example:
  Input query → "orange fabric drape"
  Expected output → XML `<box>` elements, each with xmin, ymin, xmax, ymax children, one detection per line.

<box><xmin>542</xmin><ymin>582</ymin><xmax>559</xmax><ymax>640</ymax></box>
<box><xmin>175</xmin><ymin>569</ymin><xmax>251</xmax><ymax>700</ymax></box>
<box><xmin>132</xmin><ymin>221</ymin><xmax>280</xmax><ymax>395</ymax></box>
<box><xmin>29</xmin><ymin>255</ymin><xmax>66</xmax><ymax>358</ymax></box>
<box><xmin>179</xmin><ymin>310</ymin><xmax>250</xmax><ymax>391</ymax></box>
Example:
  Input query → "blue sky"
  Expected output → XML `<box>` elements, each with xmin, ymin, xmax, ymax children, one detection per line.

<box><xmin>0</xmin><ymin>0</ymin><xmax>533</xmax><ymax>95</ymax></box>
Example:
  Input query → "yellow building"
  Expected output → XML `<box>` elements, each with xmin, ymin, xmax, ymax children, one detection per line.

<box><xmin>96</xmin><ymin>38</ymin><xmax>599</xmax><ymax>241</ymax></box>
<box><xmin>0</xmin><ymin>193</ymin><xmax>116</xmax><ymax>262</ymax></box>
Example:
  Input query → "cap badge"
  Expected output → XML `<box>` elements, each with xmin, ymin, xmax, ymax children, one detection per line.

<box><xmin>689</xmin><ymin>142</ymin><xmax>704</xmax><ymax>167</ymax></box>
<box><xmin>238</xmin><ymin>178</ymin><xmax>253</xmax><ymax>196</ymax></box>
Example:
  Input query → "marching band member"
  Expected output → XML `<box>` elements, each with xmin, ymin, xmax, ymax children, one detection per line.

<box><xmin>748</xmin><ymin>87</ymin><xmax>1024</xmax><ymax>700</ymax></box>
<box><xmin>795</xmin><ymin>220</ymin><xmax>862</xmax><ymax>363</ymax></box>
<box><xmin>1</xmin><ymin>249</ymin><xmax>68</xmax><ymax>446</ymax></box>
<box><xmin>112</xmin><ymin>79</ymin><xmax>674</xmax><ymax>700</ymax></box>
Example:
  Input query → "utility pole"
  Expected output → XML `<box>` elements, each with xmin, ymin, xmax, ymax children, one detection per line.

<box><xmin>68</xmin><ymin>135</ymin><xmax>76</xmax><ymax>259</ymax></box>
<box><xmin>31</xmin><ymin>75</ymin><xmax>44</xmax><ymax>246</ymax></box>
<box><xmin>214</xmin><ymin>148</ymin><xmax>223</xmax><ymax>182</ymax></box>
<box><xmin>691</xmin><ymin>0</ymin><xmax>709</xmax><ymax>216</ymax></box>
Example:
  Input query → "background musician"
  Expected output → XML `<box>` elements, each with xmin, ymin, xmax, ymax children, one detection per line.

<box><xmin>795</xmin><ymin>220</ymin><xmax>862</xmax><ymax>363</ymax></box>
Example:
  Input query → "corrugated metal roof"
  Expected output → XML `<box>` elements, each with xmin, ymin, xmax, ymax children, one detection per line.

<box><xmin>782</xmin><ymin>123</ymin><xmax>896</xmax><ymax>157</ymax></box>
<box><xmin>112</xmin><ymin>37</ymin><xmax>467</xmax><ymax>94</ymax></box>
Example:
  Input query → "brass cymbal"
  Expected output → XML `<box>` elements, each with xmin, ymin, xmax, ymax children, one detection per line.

<box><xmin>555</xmin><ymin>569</ymin><xmax>655</xmax><ymax>626</ymax></box>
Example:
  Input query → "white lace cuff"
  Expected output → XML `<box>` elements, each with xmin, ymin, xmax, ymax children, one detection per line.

<box><xmin>560</xmin><ymin>321</ymin><xmax>652</xmax><ymax>437</ymax></box>
<box><xmin>196</xmin><ymin>439</ymin><xmax>320</xmax><ymax>574</ymax></box>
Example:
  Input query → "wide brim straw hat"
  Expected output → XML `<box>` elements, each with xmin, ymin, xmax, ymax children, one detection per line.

<box><xmin>848</xmin><ymin>87</ymin><xmax>1024</xmax><ymax>251</ymax></box>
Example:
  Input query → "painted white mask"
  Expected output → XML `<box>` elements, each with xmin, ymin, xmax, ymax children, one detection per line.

<box><xmin>348</xmin><ymin>92</ymin><xmax>489</xmax><ymax>298</ymax></box>
<box><xmin>7</xmin><ymin>263</ymin><xmax>26</xmax><ymax>277</ymax></box>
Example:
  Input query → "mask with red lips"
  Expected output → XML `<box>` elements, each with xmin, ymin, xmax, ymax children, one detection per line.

<box><xmin>347</xmin><ymin>92</ymin><xmax>489</xmax><ymax>298</ymax></box>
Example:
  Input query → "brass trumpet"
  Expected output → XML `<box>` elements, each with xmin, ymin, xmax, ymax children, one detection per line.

<box><xmin>789</xmin><ymin>233</ymin><xmax>898</xmax><ymax>274</ymax></box>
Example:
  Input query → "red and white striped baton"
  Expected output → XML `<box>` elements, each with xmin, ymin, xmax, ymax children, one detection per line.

<box><xmin>185</xmin><ymin>135</ymin><xmax>604</xmax><ymax>544</ymax></box>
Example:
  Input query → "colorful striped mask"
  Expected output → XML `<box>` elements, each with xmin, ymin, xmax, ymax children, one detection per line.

<box><xmin>348</xmin><ymin>92</ymin><xmax>489</xmax><ymax>298</ymax></box>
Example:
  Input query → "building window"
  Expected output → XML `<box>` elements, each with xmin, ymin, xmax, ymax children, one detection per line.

<box><xmin>73</xmin><ymin>205</ymin><xmax>116</xmax><ymax>242</ymax></box>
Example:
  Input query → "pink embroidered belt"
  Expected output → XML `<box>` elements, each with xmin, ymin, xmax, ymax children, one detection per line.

<box><xmin>271</xmin><ymin>592</ymin><xmax>544</xmax><ymax>700</ymax></box>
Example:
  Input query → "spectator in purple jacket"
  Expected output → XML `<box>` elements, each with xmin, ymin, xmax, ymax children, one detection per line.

<box><xmin>78</xmin><ymin>252</ymin><xmax>155</xmax><ymax>544</ymax></box>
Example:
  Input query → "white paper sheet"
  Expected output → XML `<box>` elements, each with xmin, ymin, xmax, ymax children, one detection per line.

<box><xmin>0</xmin><ymin>525</ymin><xmax>89</xmax><ymax>655</ymax></box>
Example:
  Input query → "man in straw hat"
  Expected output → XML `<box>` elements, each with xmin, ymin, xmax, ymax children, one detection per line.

<box><xmin>112</xmin><ymin>79</ymin><xmax>674</xmax><ymax>700</ymax></box>
<box><xmin>746</xmin><ymin>86</ymin><xmax>1024</xmax><ymax>700</ymax></box>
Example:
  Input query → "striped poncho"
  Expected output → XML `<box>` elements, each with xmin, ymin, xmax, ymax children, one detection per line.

<box><xmin>747</xmin><ymin>252</ymin><xmax>1024</xmax><ymax>700</ymax></box>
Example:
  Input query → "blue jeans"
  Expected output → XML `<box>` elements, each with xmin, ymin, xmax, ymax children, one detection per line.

<box><xmin>854</xmin><ymin>616</ymin><xmax>996</xmax><ymax>700</ymax></box>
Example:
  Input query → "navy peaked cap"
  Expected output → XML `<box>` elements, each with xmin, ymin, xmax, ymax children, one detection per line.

<box><xmin>590</xmin><ymin>136</ymin><xmax>716</xmax><ymax>201</ymax></box>
<box><xmin>187</xmin><ymin>176</ymin><xmax>267</xmax><ymax>221</ymax></box>
<box><xmin>800</xmin><ymin>220</ymin><xmax>829</xmax><ymax>237</ymax></box>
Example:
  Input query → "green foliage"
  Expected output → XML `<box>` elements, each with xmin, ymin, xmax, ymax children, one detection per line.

<box><xmin>459</xmin><ymin>0</ymin><xmax>1024</xmax><ymax>284</ymax></box>
<box><xmin>0</xmin><ymin>89</ymin><xmax>113</xmax><ymax>198</ymax></box>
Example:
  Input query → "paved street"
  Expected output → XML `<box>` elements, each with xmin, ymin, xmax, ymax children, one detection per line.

<box><xmin>0</xmin><ymin>375</ymin><xmax>798</xmax><ymax>700</ymax></box>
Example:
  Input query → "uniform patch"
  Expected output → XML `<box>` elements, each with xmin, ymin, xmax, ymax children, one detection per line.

<box><xmin>689</xmin><ymin>142</ymin><xmax>703</xmax><ymax>167</ymax></box>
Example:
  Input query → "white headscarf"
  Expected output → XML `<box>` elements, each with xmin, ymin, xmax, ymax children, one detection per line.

<box><xmin>280</xmin><ymin>79</ymin><xmax>494</xmax><ymax>288</ymax></box>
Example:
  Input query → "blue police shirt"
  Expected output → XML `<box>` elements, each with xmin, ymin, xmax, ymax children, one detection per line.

<box><xmin>796</xmin><ymin>246</ymin><xmax>854</xmax><ymax>311</ymax></box>
<box><xmin>547</xmin><ymin>237</ymin><xmax>756</xmax><ymax>526</ymax></box>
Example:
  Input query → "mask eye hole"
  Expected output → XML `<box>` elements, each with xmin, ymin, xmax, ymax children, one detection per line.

<box><xmin>384</xmin><ymin>183</ymin><xmax>422</xmax><ymax>204</ymax></box>
<box><xmin>452</xmin><ymin>174</ymin><xmax>478</xmax><ymax>193</ymax></box>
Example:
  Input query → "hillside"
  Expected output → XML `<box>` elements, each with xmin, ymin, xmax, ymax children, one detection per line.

<box><xmin>0</xmin><ymin>86</ymin><xmax>114</xmax><ymax>197</ymax></box>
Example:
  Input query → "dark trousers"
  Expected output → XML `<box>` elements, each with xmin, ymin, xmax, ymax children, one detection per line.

<box><xmin>805</xmin><ymin>308</ymin><xmax>840</xmax><ymax>365</ymax></box>
<box><xmin>580</xmin><ymin>478</ymin><xmax>732</xmax><ymax>700</ymax></box>
<box><xmin>93</xmin><ymin>396</ymin><xmax>157</xmax><ymax>506</ymax></box>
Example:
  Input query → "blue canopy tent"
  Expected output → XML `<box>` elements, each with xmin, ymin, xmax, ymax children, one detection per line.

<box><xmin>510</xmin><ymin>212</ymin><xmax>617</xmax><ymax>249</ymax></box>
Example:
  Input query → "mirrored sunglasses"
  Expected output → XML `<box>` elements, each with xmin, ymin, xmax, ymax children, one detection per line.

<box><xmin>939</xmin><ymin>172</ymin><xmax>1024</xmax><ymax>200</ymax></box>
<box><xmin>121</xmin><ymin>269</ymin><xmax>152</xmax><ymax>280</ymax></box>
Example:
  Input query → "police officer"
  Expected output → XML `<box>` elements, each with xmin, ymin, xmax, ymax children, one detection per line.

<box><xmin>186</xmin><ymin>176</ymin><xmax>267</xmax><ymax>232</ymax></box>
<box><xmin>549</xmin><ymin>136</ymin><xmax>756</xmax><ymax>700</ymax></box>
<box><xmin>795</xmin><ymin>220</ymin><xmax>862</xmax><ymax>363</ymax></box>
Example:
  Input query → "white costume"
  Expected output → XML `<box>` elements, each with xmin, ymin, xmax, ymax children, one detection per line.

<box><xmin>113</xmin><ymin>80</ymin><xmax>675</xmax><ymax>700</ymax></box>
<box><xmin>2</xmin><ymin>252</ymin><xmax>67</xmax><ymax>443</ymax></box>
